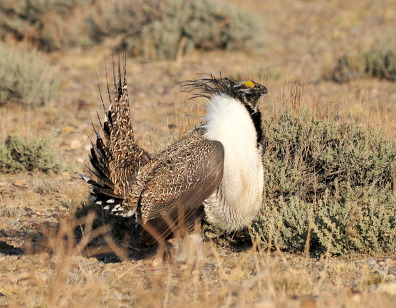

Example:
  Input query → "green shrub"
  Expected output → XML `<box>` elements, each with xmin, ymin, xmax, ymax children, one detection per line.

<box><xmin>0</xmin><ymin>135</ymin><xmax>61</xmax><ymax>173</ymax></box>
<box><xmin>330</xmin><ymin>39</ymin><xmax>396</xmax><ymax>82</ymax></box>
<box><xmin>88</xmin><ymin>0</ymin><xmax>261</xmax><ymax>59</ymax></box>
<box><xmin>365</xmin><ymin>48</ymin><xmax>396</xmax><ymax>81</ymax></box>
<box><xmin>0</xmin><ymin>45</ymin><xmax>58</xmax><ymax>106</ymax></box>
<box><xmin>314</xmin><ymin>185</ymin><xmax>395</xmax><ymax>255</ymax></box>
<box><xmin>140</xmin><ymin>0</ymin><xmax>261</xmax><ymax>59</ymax></box>
<box><xmin>0</xmin><ymin>0</ymin><xmax>86</xmax><ymax>51</ymax></box>
<box><xmin>253</xmin><ymin>112</ymin><xmax>396</xmax><ymax>255</ymax></box>
<box><xmin>256</xmin><ymin>196</ymin><xmax>314</xmax><ymax>252</ymax></box>
<box><xmin>0</xmin><ymin>0</ymin><xmax>262</xmax><ymax>59</ymax></box>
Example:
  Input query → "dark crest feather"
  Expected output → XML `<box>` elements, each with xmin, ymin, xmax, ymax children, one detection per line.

<box><xmin>180</xmin><ymin>73</ymin><xmax>237</xmax><ymax>100</ymax></box>
<box><xmin>181</xmin><ymin>74</ymin><xmax>267</xmax><ymax>145</ymax></box>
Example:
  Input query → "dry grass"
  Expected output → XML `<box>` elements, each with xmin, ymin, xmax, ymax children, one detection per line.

<box><xmin>0</xmin><ymin>217</ymin><xmax>395</xmax><ymax>307</ymax></box>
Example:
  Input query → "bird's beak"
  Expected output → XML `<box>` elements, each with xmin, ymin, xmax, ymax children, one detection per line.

<box><xmin>261</xmin><ymin>86</ymin><xmax>269</xmax><ymax>95</ymax></box>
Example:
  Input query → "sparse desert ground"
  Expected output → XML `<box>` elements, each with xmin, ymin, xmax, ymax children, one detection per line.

<box><xmin>0</xmin><ymin>0</ymin><xmax>395</xmax><ymax>307</ymax></box>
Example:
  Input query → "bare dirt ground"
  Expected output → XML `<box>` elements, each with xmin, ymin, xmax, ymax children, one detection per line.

<box><xmin>0</xmin><ymin>0</ymin><xmax>395</xmax><ymax>307</ymax></box>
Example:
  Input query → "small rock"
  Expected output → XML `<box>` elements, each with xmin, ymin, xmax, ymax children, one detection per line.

<box><xmin>151</xmin><ymin>257</ymin><xmax>163</xmax><ymax>267</ymax></box>
<box><xmin>350</xmin><ymin>290</ymin><xmax>362</xmax><ymax>303</ymax></box>
<box><xmin>367</xmin><ymin>259</ymin><xmax>377</xmax><ymax>266</ymax></box>
<box><xmin>13</xmin><ymin>179</ymin><xmax>27</xmax><ymax>187</ymax></box>
<box><xmin>379</xmin><ymin>261</ymin><xmax>385</xmax><ymax>266</ymax></box>
<box><xmin>62</xmin><ymin>126</ymin><xmax>74</xmax><ymax>135</ymax></box>
<box><xmin>384</xmin><ymin>257</ymin><xmax>394</xmax><ymax>267</ymax></box>
<box><xmin>70</xmin><ymin>139</ymin><xmax>82</xmax><ymax>149</ymax></box>
<box><xmin>299</xmin><ymin>295</ymin><xmax>317</xmax><ymax>308</ymax></box>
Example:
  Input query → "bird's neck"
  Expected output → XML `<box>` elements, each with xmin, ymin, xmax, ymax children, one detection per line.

<box><xmin>203</xmin><ymin>94</ymin><xmax>259</xmax><ymax>154</ymax></box>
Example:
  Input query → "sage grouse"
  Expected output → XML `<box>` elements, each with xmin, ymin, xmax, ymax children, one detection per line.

<box><xmin>82</xmin><ymin>62</ymin><xmax>268</xmax><ymax>245</ymax></box>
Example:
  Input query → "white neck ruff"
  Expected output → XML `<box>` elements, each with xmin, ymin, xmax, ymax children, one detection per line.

<box><xmin>203</xmin><ymin>94</ymin><xmax>264</xmax><ymax>231</ymax></box>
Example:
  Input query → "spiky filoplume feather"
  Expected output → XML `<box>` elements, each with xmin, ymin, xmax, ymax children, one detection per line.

<box><xmin>81</xmin><ymin>59</ymin><xmax>150</xmax><ymax>214</ymax></box>
<box><xmin>182</xmin><ymin>74</ymin><xmax>267</xmax><ymax>145</ymax></box>
<box><xmin>82</xmin><ymin>62</ymin><xmax>268</xmax><ymax>244</ymax></box>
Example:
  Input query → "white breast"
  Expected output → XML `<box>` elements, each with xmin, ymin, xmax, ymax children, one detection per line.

<box><xmin>203</xmin><ymin>94</ymin><xmax>264</xmax><ymax>231</ymax></box>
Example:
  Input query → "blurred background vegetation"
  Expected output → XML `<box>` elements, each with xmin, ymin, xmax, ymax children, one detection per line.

<box><xmin>0</xmin><ymin>0</ymin><xmax>395</xmax><ymax>256</ymax></box>
<box><xmin>0</xmin><ymin>0</ymin><xmax>261</xmax><ymax>57</ymax></box>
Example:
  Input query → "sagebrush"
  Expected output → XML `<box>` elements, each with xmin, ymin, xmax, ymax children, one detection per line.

<box><xmin>0</xmin><ymin>0</ymin><xmax>261</xmax><ymax>59</ymax></box>
<box><xmin>0</xmin><ymin>134</ymin><xmax>61</xmax><ymax>173</ymax></box>
<box><xmin>0</xmin><ymin>45</ymin><xmax>58</xmax><ymax>106</ymax></box>
<box><xmin>0</xmin><ymin>0</ymin><xmax>86</xmax><ymax>51</ymax></box>
<box><xmin>112</xmin><ymin>0</ymin><xmax>261</xmax><ymax>59</ymax></box>
<box><xmin>330</xmin><ymin>37</ymin><xmax>396</xmax><ymax>82</ymax></box>
<box><xmin>253</xmin><ymin>112</ymin><xmax>396</xmax><ymax>255</ymax></box>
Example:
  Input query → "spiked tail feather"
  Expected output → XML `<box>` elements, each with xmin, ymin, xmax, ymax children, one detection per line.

<box><xmin>81</xmin><ymin>57</ymin><xmax>150</xmax><ymax>217</ymax></box>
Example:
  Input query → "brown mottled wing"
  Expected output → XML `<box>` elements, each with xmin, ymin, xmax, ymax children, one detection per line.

<box><xmin>132</xmin><ymin>130</ymin><xmax>224</xmax><ymax>241</ymax></box>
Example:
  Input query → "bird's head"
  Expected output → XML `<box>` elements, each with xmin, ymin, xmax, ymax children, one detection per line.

<box><xmin>182</xmin><ymin>75</ymin><xmax>268</xmax><ymax>112</ymax></box>
<box><xmin>232</xmin><ymin>80</ymin><xmax>268</xmax><ymax>112</ymax></box>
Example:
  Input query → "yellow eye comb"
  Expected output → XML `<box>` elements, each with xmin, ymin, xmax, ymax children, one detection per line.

<box><xmin>242</xmin><ymin>80</ymin><xmax>255</xmax><ymax>88</ymax></box>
